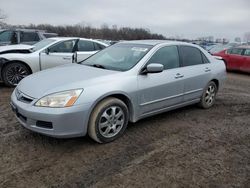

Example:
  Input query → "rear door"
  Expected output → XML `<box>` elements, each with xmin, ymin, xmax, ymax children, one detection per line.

<box><xmin>226</xmin><ymin>48</ymin><xmax>245</xmax><ymax>70</ymax></box>
<box><xmin>178</xmin><ymin>46</ymin><xmax>212</xmax><ymax>101</ymax></box>
<box><xmin>40</xmin><ymin>39</ymin><xmax>77</xmax><ymax>70</ymax></box>
<box><xmin>137</xmin><ymin>45</ymin><xmax>185</xmax><ymax>116</ymax></box>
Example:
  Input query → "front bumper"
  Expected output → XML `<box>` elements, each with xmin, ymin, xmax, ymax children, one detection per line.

<box><xmin>11</xmin><ymin>91</ymin><xmax>92</xmax><ymax>138</ymax></box>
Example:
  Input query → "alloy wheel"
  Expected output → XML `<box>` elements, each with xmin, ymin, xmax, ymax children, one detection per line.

<box><xmin>98</xmin><ymin>106</ymin><xmax>125</xmax><ymax>138</ymax></box>
<box><xmin>5</xmin><ymin>64</ymin><xmax>29</xmax><ymax>86</ymax></box>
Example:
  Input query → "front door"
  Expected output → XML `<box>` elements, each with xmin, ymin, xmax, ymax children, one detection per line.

<box><xmin>137</xmin><ymin>45</ymin><xmax>184</xmax><ymax>116</ymax></box>
<box><xmin>40</xmin><ymin>39</ymin><xmax>77</xmax><ymax>70</ymax></box>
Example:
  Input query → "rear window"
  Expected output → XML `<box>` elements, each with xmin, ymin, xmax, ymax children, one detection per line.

<box><xmin>227</xmin><ymin>48</ymin><xmax>244</xmax><ymax>55</ymax></box>
<box><xmin>244</xmin><ymin>49</ymin><xmax>250</xmax><ymax>56</ymax></box>
<box><xmin>179</xmin><ymin>46</ymin><xmax>203</xmax><ymax>66</ymax></box>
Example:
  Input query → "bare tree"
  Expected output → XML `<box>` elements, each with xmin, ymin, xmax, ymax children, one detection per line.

<box><xmin>0</xmin><ymin>9</ymin><xmax>7</xmax><ymax>28</ymax></box>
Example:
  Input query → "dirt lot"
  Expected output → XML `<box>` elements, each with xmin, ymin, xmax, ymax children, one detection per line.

<box><xmin>0</xmin><ymin>73</ymin><xmax>249</xmax><ymax>188</ymax></box>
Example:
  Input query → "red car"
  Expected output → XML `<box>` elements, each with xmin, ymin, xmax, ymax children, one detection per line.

<box><xmin>213</xmin><ymin>46</ymin><xmax>250</xmax><ymax>73</ymax></box>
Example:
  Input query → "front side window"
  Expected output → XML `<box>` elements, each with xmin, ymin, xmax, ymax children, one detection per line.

<box><xmin>244</xmin><ymin>49</ymin><xmax>250</xmax><ymax>56</ymax></box>
<box><xmin>179</xmin><ymin>46</ymin><xmax>203</xmax><ymax>66</ymax></box>
<box><xmin>0</xmin><ymin>31</ymin><xmax>13</xmax><ymax>42</ymax></box>
<box><xmin>77</xmin><ymin>40</ymin><xmax>95</xmax><ymax>51</ymax></box>
<box><xmin>228</xmin><ymin>48</ymin><xmax>244</xmax><ymax>55</ymax></box>
<box><xmin>82</xmin><ymin>43</ymin><xmax>152</xmax><ymax>71</ymax></box>
<box><xmin>49</xmin><ymin>40</ymin><xmax>76</xmax><ymax>53</ymax></box>
<box><xmin>20</xmin><ymin>32</ymin><xmax>40</xmax><ymax>42</ymax></box>
<box><xmin>147</xmin><ymin>46</ymin><xmax>180</xmax><ymax>70</ymax></box>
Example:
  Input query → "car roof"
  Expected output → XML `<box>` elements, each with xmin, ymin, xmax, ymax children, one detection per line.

<box><xmin>49</xmin><ymin>37</ymin><xmax>109</xmax><ymax>46</ymax></box>
<box><xmin>237</xmin><ymin>45</ymin><xmax>250</xmax><ymax>49</ymax></box>
<box><xmin>120</xmin><ymin>40</ymin><xmax>194</xmax><ymax>47</ymax></box>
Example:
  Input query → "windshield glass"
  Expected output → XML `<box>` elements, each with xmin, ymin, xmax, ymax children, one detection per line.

<box><xmin>0</xmin><ymin>30</ymin><xmax>13</xmax><ymax>42</ymax></box>
<box><xmin>82</xmin><ymin>43</ymin><xmax>152</xmax><ymax>71</ymax></box>
<box><xmin>32</xmin><ymin>38</ymin><xmax>56</xmax><ymax>51</ymax></box>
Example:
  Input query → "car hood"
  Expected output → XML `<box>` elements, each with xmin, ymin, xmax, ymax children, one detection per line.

<box><xmin>0</xmin><ymin>44</ymin><xmax>33</xmax><ymax>54</ymax></box>
<box><xmin>18</xmin><ymin>64</ymin><xmax>120</xmax><ymax>98</ymax></box>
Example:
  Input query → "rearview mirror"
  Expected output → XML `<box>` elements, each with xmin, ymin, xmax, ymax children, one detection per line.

<box><xmin>142</xmin><ymin>63</ymin><xmax>164</xmax><ymax>74</ymax></box>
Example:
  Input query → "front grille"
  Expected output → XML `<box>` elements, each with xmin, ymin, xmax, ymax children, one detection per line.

<box><xmin>15</xmin><ymin>89</ymin><xmax>34</xmax><ymax>104</ymax></box>
<box><xmin>19</xmin><ymin>96</ymin><xmax>33</xmax><ymax>103</ymax></box>
<box><xmin>36</xmin><ymin>121</ymin><xmax>53</xmax><ymax>129</ymax></box>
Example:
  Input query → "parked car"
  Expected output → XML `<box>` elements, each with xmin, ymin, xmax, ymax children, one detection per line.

<box><xmin>0</xmin><ymin>37</ymin><xmax>108</xmax><ymax>86</ymax></box>
<box><xmin>0</xmin><ymin>29</ymin><xmax>57</xmax><ymax>46</ymax></box>
<box><xmin>10</xmin><ymin>40</ymin><xmax>226</xmax><ymax>143</ymax></box>
<box><xmin>213</xmin><ymin>46</ymin><xmax>250</xmax><ymax>73</ymax></box>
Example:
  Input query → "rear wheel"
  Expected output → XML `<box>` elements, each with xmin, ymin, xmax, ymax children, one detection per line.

<box><xmin>2</xmin><ymin>62</ymin><xmax>30</xmax><ymax>87</ymax></box>
<box><xmin>88</xmin><ymin>97</ymin><xmax>129</xmax><ymax>143</ymax></box>
<box><xmin>199</xmin><ymin>81</ymin><xmax>217</xmax><ymax>109</ymax></box>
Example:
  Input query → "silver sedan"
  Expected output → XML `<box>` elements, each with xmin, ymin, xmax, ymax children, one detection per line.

<box><xmin>10</xmin><ymin>40</ymin><xmax>226</xmax><ymax>143</ymax></box>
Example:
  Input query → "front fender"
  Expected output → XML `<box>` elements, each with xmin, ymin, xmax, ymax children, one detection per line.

<box><xmin>0</xmin><ymin>58</ymin><xmax>10</xmax><ymax>80</ymax></box>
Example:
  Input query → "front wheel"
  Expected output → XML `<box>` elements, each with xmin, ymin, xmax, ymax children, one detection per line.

<box><xmin>2</xmin><ymin>62</ymin><xmax>30</xmax><ymax>87</ymax></box>
<box><xmin>88</xmin><ymin>97</ymin><xmax>129</xmax><ymax>143</ymax></box>
<box><xmin>199</xmin><ymin>81</ymin><xmax>217</xmax><ymax>109</ymax></box>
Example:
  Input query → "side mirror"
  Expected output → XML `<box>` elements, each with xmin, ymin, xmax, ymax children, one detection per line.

<box><xmin>45</xmin><ymin>48</ymin><xmax>50</xmax><ymax>55</ymax></box>
<box><xmin>142</xmin><ymin>63</ymin><xmax>164</xmax><ymax>74</ymax></box>
<box><xmin>72</xmin><ymin>51</ymin><xmax>78</xmax><ymax>63</ymax></box>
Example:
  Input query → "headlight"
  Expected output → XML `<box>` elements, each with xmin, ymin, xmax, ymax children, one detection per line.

<box><xmin>35</xmin><ymin>89</ymin><xmax>83</xmax><ymax>108</ymax></box>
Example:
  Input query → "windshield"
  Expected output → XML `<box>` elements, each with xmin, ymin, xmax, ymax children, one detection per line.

<box><xmin>32</xmin><ymin>38</ymin><xmax>56</xmax><ymax>51</ymax></box>
<box><xmin>82</xmin><ymin>43</ymin><xmax>152</xmax><ymax>71</ymax></box>
<box><xmin>0</xmin><ymin>30</ymin><xmax>13</xmax><ymax>42</ymax></box>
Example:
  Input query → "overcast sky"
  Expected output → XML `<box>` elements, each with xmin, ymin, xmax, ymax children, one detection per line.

<box><xmin>1</xmin><ymin>0</ymin><xmax>250</xmax><ymax>40</ymax></box>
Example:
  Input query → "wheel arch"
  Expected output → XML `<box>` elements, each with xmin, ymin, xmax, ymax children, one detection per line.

<box><xmin>1</xmin><ymin>60</ymin><xmax>33</xmax><ymax>79</ymax></box>
<box><xmin>89</xmin><ymin>92</ymin><xmax>135</xmax><ymax>123</ymax></box>
<box><xmin>210</xmin><ymin>79</ymin><xmax>219</xmax><ymax>90</ymax></box>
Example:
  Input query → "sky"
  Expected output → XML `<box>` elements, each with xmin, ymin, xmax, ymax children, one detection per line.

<box><xmin>1</xmin><ymin>0</ymin><xmax>250</xmax><ymax>41</ymax></box>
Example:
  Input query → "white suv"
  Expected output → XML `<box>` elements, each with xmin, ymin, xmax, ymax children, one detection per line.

<box><xmin>0</xmin><ymin>37</ymin><xmax>108</xmax><ymax>86</ymax></box>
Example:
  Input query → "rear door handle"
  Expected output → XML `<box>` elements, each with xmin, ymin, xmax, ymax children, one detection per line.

<box><xmin>175</xmin><ymin>73</ymin><xmax>184</xmax><ymax>79</ymax></box>
<box><xmin>205</xmin><ymin>67</ymin><xmax>211</xmax><ymax>72</ymax></box>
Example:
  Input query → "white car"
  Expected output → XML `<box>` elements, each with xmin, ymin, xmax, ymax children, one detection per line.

<box><xmin>0</xmin><ymin>37</ymin><xmax>108</xmax><ymax>86</ymax></box>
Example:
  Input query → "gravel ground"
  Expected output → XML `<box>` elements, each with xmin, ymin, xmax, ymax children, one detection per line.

<box><xmin>0</xmin><ymin>73</ymin><xmax>249</xmax><ymax>188</ymax></box>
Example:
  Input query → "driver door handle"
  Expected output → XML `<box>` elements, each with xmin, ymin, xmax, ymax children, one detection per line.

<box><xmin>204</xmin><ymin>67</ymin><xmax>211</xmax><ymax>72</ymax></box>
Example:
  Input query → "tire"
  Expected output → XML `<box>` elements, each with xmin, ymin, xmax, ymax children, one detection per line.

<box><xmin>199</xmin><ymin>81</ymin><xmax>218</xmax><ymax>109</ymax></box>
<box><xmin>2</xmin><ymin>62</ymin><xmax>31</xmax><ymax>87</ymax></box>
<box><xmin>88</xmin><ymin>97</ymin><xmax>129</xmax><ymax>143</ymax></box>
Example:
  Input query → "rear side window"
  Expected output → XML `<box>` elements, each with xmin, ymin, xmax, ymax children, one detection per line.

<box><xmin>77</xmin><ymin>40</ymin><xmax>95</xmax><ymax>51</ymax></box>
<box><xmin>94</xmin><ymin>42</ymin><xmax>106</xmax><ymax>50</ymax></box>
<box><xmin>244</xmin><ymin>49</ymin><xmax>250</xmax><ymax>56</ymax></box>
<box><xmin>179</xmin><ymin>46</ymin><xmax>203</xmax><ymax>66</ymax></box>
<box><xmin>147</xmin><ymin>46</ymin><xmax>180</xmax><ymax>70</ymax></box>
<box><xmin>228</xmin><ymin>48</ymin><xmax>244</xmax><ymax>55</ymax></box>
<box><xmin>20</xmin><ymin>32</ymin><xmax>40</xmax><ymax>42</ymax></box>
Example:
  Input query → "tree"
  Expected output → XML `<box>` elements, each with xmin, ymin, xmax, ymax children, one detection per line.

<box><xmin>0</xmin><ymin>9</ymin><xmax>7</xmax><ymax>28</ymax></box>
